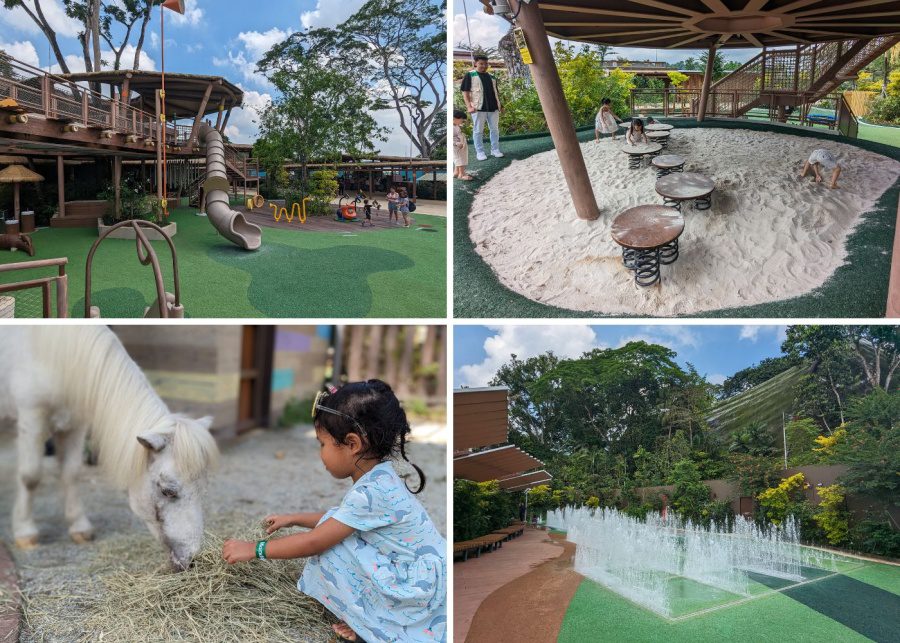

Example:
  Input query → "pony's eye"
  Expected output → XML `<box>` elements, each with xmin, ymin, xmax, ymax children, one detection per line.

<box><xmin>161</xmin><ymin>487</ymin><xmax>179</xmax><ymax>499</ymax></box>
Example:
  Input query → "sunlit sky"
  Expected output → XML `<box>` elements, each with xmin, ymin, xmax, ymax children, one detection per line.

<box><xmin>454</xmin><ymin>325</ymin><xmax>789</xmax><ymax>388</ymax></box>
<box><xmin>0</xmin><ymin>0</ymin><xmax>436</xmax><ymax>153</ymax></box>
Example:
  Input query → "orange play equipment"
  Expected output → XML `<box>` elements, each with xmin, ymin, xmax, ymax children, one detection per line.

<box><xmin>341</xmin><ymin>204</ymin><xmax>357</xmax><ymax>220</ymax></box>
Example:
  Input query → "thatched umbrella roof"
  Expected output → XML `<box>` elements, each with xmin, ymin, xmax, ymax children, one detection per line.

<box><xmin>0</xmin><ymin>165</ymin><xmax>44</xmax><ymax>183</ymax></box>
<box><xmin>0</xmin><ymin>164</ymin><xmax>44</xmax><ymax>219</ymax></box>
<box><xmin>0</xmin><ymin>155</ymin><xmax>26</xmax><ymax>165</ymax></box>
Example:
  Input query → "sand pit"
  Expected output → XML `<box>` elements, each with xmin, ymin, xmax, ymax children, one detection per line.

<box><xmin>468</xmin><ymin>128</ymin><xmax>900</xmax><ymax>315</ymax></box>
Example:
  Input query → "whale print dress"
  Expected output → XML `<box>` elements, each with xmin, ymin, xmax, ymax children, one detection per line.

<box><xmin>299</xmin><ymin>461</ymin><xmax>447</xmax><ymax>642</ymax></box>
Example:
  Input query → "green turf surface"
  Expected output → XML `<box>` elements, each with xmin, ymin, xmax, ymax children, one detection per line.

<box><xmin>558</xmin><ymin>559</ymin><xmax>900</xmax><ymax>642</ymax></box>
<box><xmin>454</xmin><ymin>119</ymin><xmax>900</xmax><ymax>318</ymax></box>
<box><xmin>859</xmin><ymin>122</ymin><xmax>900</xmax><ymax>148</ymax></box>
<box><xmin>1</xmin><ymin>206</ymin><xmax>446</xmax><ymax>318</ymax></box>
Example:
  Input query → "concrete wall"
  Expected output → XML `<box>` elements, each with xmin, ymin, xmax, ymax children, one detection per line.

<box><xmin>112</xmin><ymin>326</ymin><xmax>243</xmax><ymax>434</ymax></box>
<box><xmin>635</xmin><ymin>464</ymin><xmax>899</xmax><ymax>526</ymax></box>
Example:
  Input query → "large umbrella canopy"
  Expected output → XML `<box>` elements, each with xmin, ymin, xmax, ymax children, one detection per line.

<box><xmin>483</xmin><ymin>1</ymin><xmax>900</xmax><ymax>49</ymax></box>
<box><xmin>0</xmin><ymin>164</ymin><xmax>44</xmax><ymax>219</ymax></box>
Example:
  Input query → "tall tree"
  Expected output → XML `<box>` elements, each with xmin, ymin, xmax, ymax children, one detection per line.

<box><xmin>2</xmin><ymin>0</ymin><xmax>72</xmax><ymax>72</ymax></box>
<box><xmin>254</xmin><ymin>30</ymin><xmax>386</xmax><ymax>190</ymax></box>
<box><xmin>101</xmin><ymin>0</ymin><xmax>160</xmax><ymax>71</ymax></box>
<box><xmin>339</xmin><ymin>0</ymin><xmax>446</xmax><ymax>158</ymax></box>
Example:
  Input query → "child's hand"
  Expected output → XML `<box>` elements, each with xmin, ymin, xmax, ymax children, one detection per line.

<box><xmin>263</xmin><ymin>514</ymin><xmax>294</xmax><ymax>534</ymax></box>
<box><xmin>222</xmin><ymin>539</ymin><xmax>256</xmax><ymax>564</ymax></box>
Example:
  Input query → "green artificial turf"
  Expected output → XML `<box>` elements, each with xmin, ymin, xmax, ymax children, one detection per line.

<box><xmin>558</xmin><ymin>560</ymin><xmax>900</xmax><ymax>643</ymax></box>
<box><xmin>454</xmin><ymin>119</ymin><xmax>900</xmax><ymax>318</ymax></box>
<box><xmin>1</xmin><ymin>207</ymin><xmax>446</xmax><ymax>318</ymax></box>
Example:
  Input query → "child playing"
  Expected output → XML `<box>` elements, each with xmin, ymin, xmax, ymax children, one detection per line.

<box><xmin>626</xmin><ymin>118</ymin><xmax>649</xmax><ymax>145</ymax></box>
<box><xmin>362</xmin><ymin>199</ymin><xmax>373</xmax><ymax>227</ymax></box>
<box><xmin>387</xmin><ymin>186</ymin><xmax>399</xmax><ymax>224</ymax></box>
<box><xmin>800</xmin><ymin>149</ymin><xmax>842</xmax><ymax>189</ymax></box>
<box><xmin>223</xmin><ymin>381</ymin><xmax>447</xmax><ymax>643</ymax></box>
<box><xmin>595</xmin><ymin>98</ymin><xmax>621</xmax><ymax>142</ymax></box>
<box><xmin>398</xmin><ymin>188</ymin><xmax>411</xmax><ymax>228</ymax></box>
<box><xmin>453</xmin><ymin>109</ymin><xmax>473</xmax><ymax>181</ymax></box>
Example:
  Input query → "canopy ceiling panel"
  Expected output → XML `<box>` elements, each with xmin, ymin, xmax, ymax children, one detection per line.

<box><xmin>453</xmin><ymin>387</ymin><xmax>510</xmax><ymax>451</ymax></box>
<box><xmin>483</xmin><ymin>1</ymin><xmax>900</xmax><ymax>49</ymax></box>
<box><xmin>498</xmin><ymin>470</ymin><xmax>554</xmax><ymax>490</ymax></box>
<box><xmin>454</xmin><ymin>445</ymin><xmax>544</xmax><ymax>482</ymax></box>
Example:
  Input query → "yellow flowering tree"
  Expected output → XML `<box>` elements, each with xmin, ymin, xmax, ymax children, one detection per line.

<box><xmin>813</xmin><ymin>484</ymin><xmax>849</xmax><ymax>545</ymax></box>
<box><xmin>757</xmin><ymin>473</ymin><xmax>809</xmax><ymax>525</ymax></box>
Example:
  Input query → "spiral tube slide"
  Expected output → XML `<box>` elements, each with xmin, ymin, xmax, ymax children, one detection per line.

<box><xmin>199</xmin><ymin>123</ymin><xmax>262</xmax><ymax>251</ymax></box>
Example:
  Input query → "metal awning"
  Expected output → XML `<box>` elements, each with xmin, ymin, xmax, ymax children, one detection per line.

<box><xmin>498</xmin><ymin>469</ymin><xmax>553</xmax><ymax>491</ymax></box>
<box><xmin>482</xmin><ymin>1</ymin><xmax>900</xmax><ymax>49</ymax></box>
<box><xmin>454</xmin><ymin>444</ymin><xmax>544</xmax><ymax>482</ymax></box>
<box><xmin>453</xmin><ymin>387</ymin><xmax>510</xmax><ymax>451</ymax></box>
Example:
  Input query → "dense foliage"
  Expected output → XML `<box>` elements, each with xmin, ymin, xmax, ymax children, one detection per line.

<box><xmin>460</xmin><ymin>325</ymin><xmax>899</xmax><ymax>558</ymax></box>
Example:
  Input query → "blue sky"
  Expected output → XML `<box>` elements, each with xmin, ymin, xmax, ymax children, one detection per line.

<box><xmin>453</xmin><ymin>1</ymin><xmax>759</xmax><ymax>66</ymax></box>
<box><xmin>0</xmin><ymin>0</ymin><xmax>427</xmax><ymax>152</ymax></box>
<box><xmin>454</xmin><ymin>325</ymin><xmax>789</xmax><ymax>389</ymax></box>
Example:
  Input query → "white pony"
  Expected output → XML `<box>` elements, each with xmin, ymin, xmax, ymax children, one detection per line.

<box><xmin>0</xmin><ymin>326</ymin><xmax>218</xmax><ymax>570</ymax></box>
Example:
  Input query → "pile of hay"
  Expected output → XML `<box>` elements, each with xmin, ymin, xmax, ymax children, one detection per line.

<box><xmin>82</xmin><ymin>527</ymin><xmax>334</xmax><ymax>642</ymax></box>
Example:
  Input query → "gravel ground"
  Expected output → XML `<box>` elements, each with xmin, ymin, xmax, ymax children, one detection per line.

<box><xmin>0</xmin><ymin>422</ymin><xmax>447</xmax><ymax>642</ymax></box>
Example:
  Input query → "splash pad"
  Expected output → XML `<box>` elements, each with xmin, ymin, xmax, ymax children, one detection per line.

<box><xmin>546</xmin><ymin>507</ymin><xmax>858</xmax><ymax>619</ymax></box>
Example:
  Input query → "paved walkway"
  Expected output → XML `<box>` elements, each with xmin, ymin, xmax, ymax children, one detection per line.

<box><xmin>454</xmin><ymin>528</ymin><xmax>567</xmax><ymax>642</ymax></box>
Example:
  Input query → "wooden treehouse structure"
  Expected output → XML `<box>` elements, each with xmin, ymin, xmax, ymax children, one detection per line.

<box><xmin>0</xmin><ymin>56</ymin><xmax>259</xmax><ymax>228</ymax></box>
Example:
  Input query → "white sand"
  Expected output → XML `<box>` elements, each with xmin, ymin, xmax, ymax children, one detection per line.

<box><xmin>468</xmin><ymin>128</ymin><xmax>900</xmax><ymax>315</ymax></box>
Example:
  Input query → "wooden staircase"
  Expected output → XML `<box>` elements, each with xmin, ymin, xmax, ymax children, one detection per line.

<box><xmin>708</xmin><ymin>36</ymin><xmax>899</xmax><ymax>119</ymax></box>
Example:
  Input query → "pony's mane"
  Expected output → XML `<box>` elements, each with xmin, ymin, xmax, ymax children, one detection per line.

<box><xmin>31</xmin><ymin>327</ymin><xmax>217</xmax><ymax>488</ymax></box>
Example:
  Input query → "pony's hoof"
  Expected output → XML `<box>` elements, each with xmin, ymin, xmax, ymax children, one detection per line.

<box><xmin>15</xmin><ymin>536</ymin><xmax>38</xmax><ymax>550</ymax></box>
<box><xmin>70</xmin><ymin>531</ymin><xmax>94</xmax><ymax>544</ymax></box>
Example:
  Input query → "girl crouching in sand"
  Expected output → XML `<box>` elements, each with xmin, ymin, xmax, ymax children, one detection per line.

<box><xmin>800</xmin><ymin>149</ymin><xmax>842</xmax><ymax>189</ymax></box>
<box><xmin>223</xmin><ymin>381</ymin><xmax>447</xmax><ymax>643</ymax></box>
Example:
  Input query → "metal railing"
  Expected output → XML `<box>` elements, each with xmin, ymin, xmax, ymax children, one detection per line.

<box><xmin>0</xmin><ymin>55</ymin><xmax>157</xmax><ymax>138</ymax></box>
<box><xmin>0</xmin><ymin>257</ymin><xmax>68</xmax><ymax>318</ymax></box>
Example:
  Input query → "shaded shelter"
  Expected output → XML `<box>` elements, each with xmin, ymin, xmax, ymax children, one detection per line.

<box><xmin>481</xmin><ymin>0</ymin><xmax>900</xmax><ymax>220</ymax></box>
<box><xmin>0</xmin><ymin>164</ymin><xmax>44</xmax><ymax>218</ymax></box>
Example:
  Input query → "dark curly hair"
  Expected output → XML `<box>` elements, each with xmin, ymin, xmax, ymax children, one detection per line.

<box><xmin>314</xmin><ymin>379</ymin><xmax>425</xmax><ymax>493</ymax></box>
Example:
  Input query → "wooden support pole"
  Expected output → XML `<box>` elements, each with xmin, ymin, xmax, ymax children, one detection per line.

<box><xmin>697</xmin><ymin>44</ymin><xmax>717</xmax><ymax>123</ymax></box>
<box><xmin>793</xmin><ymin>45</ymin><xmax>801</xmax><ymax>93</ymax></box>
<box><xmin>13</xmin><ymin>183</ymin><xmax>20</xmax><ymax>219</ymax></box>
<box><xmin>188</xmin><ymin>81</ymin><xmax>215</xmax><ymax>148</ymax></box>
<box><xmin>220</xmin><ymin>107</ymin><xmax>232</xmax><ymax>133</ymax></box>
<box><xmin>513</xmin><ymin>0</ymin><xmax>600</xmax><ymax>221</ymax></box>
<box><xmin>113</xmin><ymin>156</ymin><xmax>122</xmax><ymax>218</ymax></box>
<box><xmin>215</xmin><ymin>99</ymin><xmax>225</xmax><ymax>129</ymax></box>
<box><xmin>57</xmin><ymin>155</ymin><xmax>65</xmax><ymax>218</ymax></box>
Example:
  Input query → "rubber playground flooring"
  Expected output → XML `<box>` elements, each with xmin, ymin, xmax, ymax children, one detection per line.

<box><xmin>454</xmin><ymin>119</ymin><xmax>900</xmax><ymax>318</ymax></box>
<box><xmin>558</xmin><ymin>557</ymin><xmax>900</xmax><ymax>643</ymax></box>
<box><xmin>0</xmin><ymin>206</ymin><xmax>446</xmax><ymax>318</ymax></box>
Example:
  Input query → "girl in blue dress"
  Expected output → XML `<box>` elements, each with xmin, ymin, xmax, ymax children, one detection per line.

<box><xmin>223</xmin><ymin>380</ymin><xmax>446</xmax><ymax>643</ymax></box>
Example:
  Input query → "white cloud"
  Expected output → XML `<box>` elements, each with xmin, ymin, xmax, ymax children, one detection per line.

<box><xmin>739</xmin><ymin>326</ymin><xmax>761</xmax><ymax>342</ymax></box>
<box><xmin>236</xmin><ymin>28</ymin><xmax>289</xmax><ymax>62</ymax></box>
<box><xmin>739</xmin><ymin>325</ymin><xmax>789</xmax><ymax>347</ymax></box>
<box><xmin>169</xmin><ymin>0</ymin><xmax>203</xmax><ymax>26</ymax></box>
<box><xmin>2</xmin><ymin>0</ymin><xmax>81</xmax><ymax>39</ymax></box>
<box><xmin>224</xmin><ymin>85</ymin><xmax>271</xmax><ymax>144</ymax></box>
<box><xmin>300</xmin><ymin>0</ymin><xmax>367</xmax><ymax>30</ymax></box>
<box><xmin>618</xmin><ymin>326</ymin><xmax>700</xmax><ymax>350</ymax></box>
<box><xmin>708</xmin><ymin>373</ymin><xmax>727</xmax><ymax>386</ymax></box>
<box><xmin>452</xmin><ymin>11</ymin><xmax>507</xmax><ymax>49</ymax></box>
<box><xmin>0</xmin><ymin>40</ymin><xmax>40</xmax><ymax>67</ymax></box>
<box><xmin>186</xmin><ymin>43</ymin><xmax>203</xmax><ymax>54</ymax></box>
<box><xmin>150</xmin><ymin>31</ymin><xmax>159</xmax><ymax>50</ymax></box>
<box><xmin>457</xmin><ymin>325</ymin><xmax>603</xmax><ymax>388</ymax></box>
<box><xmin>46</xmin><ymin>45</ymin><xmax>156</xmax><ymax>74</ymax></box>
